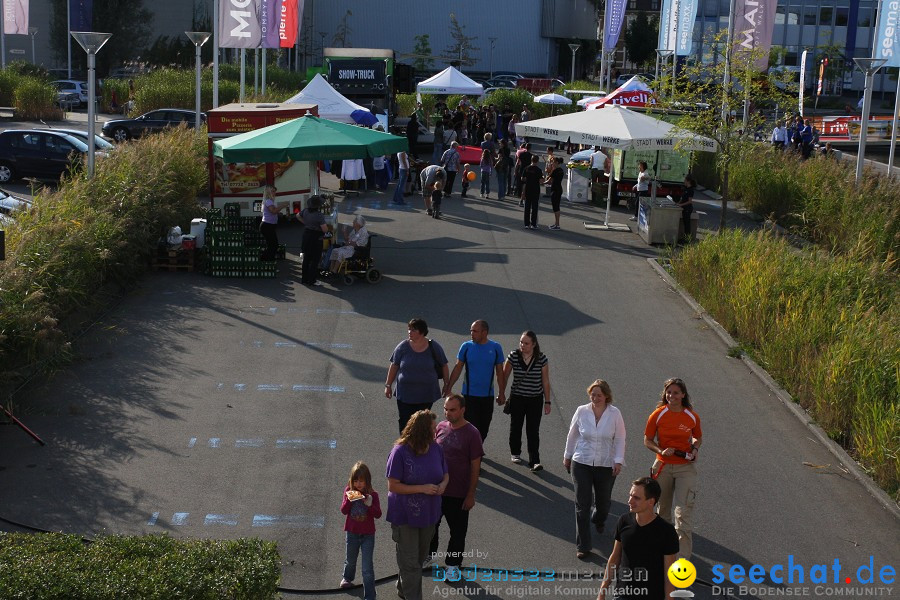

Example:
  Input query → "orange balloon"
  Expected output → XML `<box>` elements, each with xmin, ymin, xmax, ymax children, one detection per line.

<box><xmin>466</xmin><ymin>171</ymin><xmax>476</xmax><ymax>181</ymax></box>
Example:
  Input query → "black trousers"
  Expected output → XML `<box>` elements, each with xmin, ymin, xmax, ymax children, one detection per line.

<box><xmin>301</xmin><ymin>229</ymin><xmax>323</xmax><ymax>285</ymax></box>
<box><xmin>523</xmin><ymin>192</ymin><xmax>539</xmax><ymax>227</ymax></box>
<box><xmin>572</xmin><ymin>461</ymin><xmax>616</xmax><ymax>553</ymax></box>
<box><xmin>445</xmin><ymin>170</ymin><xmax>457</xmax><ymax>195</ymax></box>
<box><xmin>682</xmin><ymin>209</ymin><xmax>693</xmax><ymax>240</ymax></box>
<box><xmin>508</xmin><ymin>394</ymin><xmax>544</xmax><ymax>466</ymax></box>
<box><xmin>260</xmin><ymin>221</ymin><xmax>278</xmax><ymax>260</ymax></box>
<box><xmin>397</xmin><ymin>399</ymin><xmax>433</xmax><ymax>434</ymax></box>
<box><xmin>464</xmin><ymin>395</ymin><xmax>494</xmax><ymax>442</ymax></box>
<box><xmin>429</xmin><ymin>496</ymin><xmax>469</xmax><ymax>567</ymax></box>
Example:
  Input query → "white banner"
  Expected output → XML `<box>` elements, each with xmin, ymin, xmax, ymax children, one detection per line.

<box><xmin>799</xmin><ymin>50</ymin><xmax>808</xmax><ymax>115</ymax></box>
<box><xmin>218</xmin><ymin>0</ymin><xmax>261</xmax><ymax>48</ymax></box>
<box><xmin>3</xmin><ymin>0</ymin><xmax>28</xmax><ymax>35</ymax></box>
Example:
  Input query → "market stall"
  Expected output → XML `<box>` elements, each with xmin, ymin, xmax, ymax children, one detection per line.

<box><xmin>416</xmin><ymin>67</ymin><xmax>484</xmax><ymax>97</ymax></box>
<box><xmin>284</xmin><ymin>74</ymin><xmax>368</xmax><ymax>124</ymax></box>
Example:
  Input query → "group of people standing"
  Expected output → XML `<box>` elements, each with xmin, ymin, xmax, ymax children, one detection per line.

<box><xmin>771</xmin><ymin>114</ymin><xmax>819</xmax><ymax>159</ymax></box>
<box><xmin>339</xmin><ymin>317</ymin><xmax>702</xmax><ymax>600</ymax></box>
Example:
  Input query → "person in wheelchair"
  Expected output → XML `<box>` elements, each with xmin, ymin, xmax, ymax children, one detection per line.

<box><xmin>328</xmin><ymin>215</ymin><xmax>370</xmax><ymax>275</ymax></box>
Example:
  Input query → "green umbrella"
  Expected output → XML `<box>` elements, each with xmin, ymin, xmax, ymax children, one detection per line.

<box><xmin>212</xmin><ymin>114</ymin><xmax>408</xmax><ymax>163</ymax></box>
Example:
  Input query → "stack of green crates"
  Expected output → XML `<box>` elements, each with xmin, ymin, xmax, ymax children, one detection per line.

<box><xmin>204</xmin><ymin>205</ymin><xmax>278</xmax><ymax>278</ymax></box>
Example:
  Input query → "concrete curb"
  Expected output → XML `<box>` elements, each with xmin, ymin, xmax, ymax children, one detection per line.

<box><xmin>647</xmin><ymin>257</ymin><xmax>900</xmax><ymax>520</ymax></box>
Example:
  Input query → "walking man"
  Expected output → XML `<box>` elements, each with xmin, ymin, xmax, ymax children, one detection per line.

<box><xmin>441</xmin><ymin>141</ymin><xmax>461</xmax><ymax>196</ymax></box>
<box><xmin>429</xmin><ymin>394</ymin><xmax>484</xmax><ymax>582</ymax></box>
<box><xmin>597</xmin><ymin>477</ymin><xmax>679</xmax><ymax>600</ymax></box>
<box><xmin>444</xmin><ymin>320</ymin><xmax>505</xmax><ymax>442</ymax></box>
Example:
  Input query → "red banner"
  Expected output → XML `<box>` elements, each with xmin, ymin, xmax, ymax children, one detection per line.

<box><xmin>279</xmin><ymin>0</ymin><xmax>299</xmax><ymax>48</ymax></box>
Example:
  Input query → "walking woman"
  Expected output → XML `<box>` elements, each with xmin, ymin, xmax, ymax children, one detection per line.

<box><xmin>643</xmin><ymin>377</ymin><xmax>702</xmax><ymax>559</ymax></box>
<box><xmin>500</xmin><ymin>331</ymin><xmax>551</xmax><ymax>472</ymax></box>
<box><xmin>385</xmin><ymin>410</ymin><xmax>449</xmax><ymax>600</ymax></box>
<box><xmin>385</xmin><ymin>318</ymin><xmax>449</xmax><ymax>433</ymax></box>
<box><xmin>563</xmin><ymin>379</ymin><xmax>625</xmax><ymax>559</ymax></box>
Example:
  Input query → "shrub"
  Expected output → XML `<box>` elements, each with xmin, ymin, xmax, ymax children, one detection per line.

<box><xmin>671</xmin><ymin>230</ymin><xmax>899</xmax><ymax>499</ymax></box>
<box><xmin>0</xmin><ymin>126</ymin><xmax>208</xmax><ymax>391</ymax></box>
<box><xmin>0</xmin><ymin>533</ymin><xmax>281</xmax><ymax>599</ymax></box>
<box><xmin>14</xmin><ymin>77</ymin><xmax>63</xmax><ymax>120</ymax></box>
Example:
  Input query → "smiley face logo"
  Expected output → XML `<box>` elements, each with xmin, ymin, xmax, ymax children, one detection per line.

<box><xmin>668</xmin><ymin>558</ymin><xmax>697</xmax><ymax>588</ymax></box>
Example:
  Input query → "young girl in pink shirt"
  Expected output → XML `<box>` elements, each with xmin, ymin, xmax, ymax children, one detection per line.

<box><xmin>340</xmin><ymin>461</ymin><xmax>382</xmax><ymax>599</ymax></box>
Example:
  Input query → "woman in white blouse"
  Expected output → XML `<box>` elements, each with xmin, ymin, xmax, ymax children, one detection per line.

<box><xmin>563</xmin><ymin>379</ymin><xmax>626</xmax><ymax>560</ymax></box>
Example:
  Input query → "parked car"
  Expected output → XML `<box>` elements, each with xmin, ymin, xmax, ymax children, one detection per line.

<box><xmin>51</xmin><ymin>80</ymin><xmax>89</xmax><ymax>106</ymax></box>
<box><xmin>0</xmin><ymin>187</ymin><xmax>32</xmax><ymax>224</ymax></box>
<box><xmin>56</xmin><ymin>91</ymin><xmax>81</xmax><ymax>110</ymax></box>
<box><xmin>101</xmin><ymin>109</ymin><xmax>206</xmax><ymax>142</ymax></box>
<box><xmin>484</xmin><ymin>77</ymin><xmax>518</xmax><ymax>89</ymax></box>
<box><xmin>0</xmin><ymin>129</ymin><xmax>92</xmax><ymax>183</ymax></box>
<box><xmin>39</xmin><ymin>128</ymin><xmax>115</xmax><ymax>152</ymax></box>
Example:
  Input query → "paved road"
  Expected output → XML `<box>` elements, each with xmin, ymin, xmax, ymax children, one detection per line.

<box><xmin>1</xmin><ymin>169</ymin><xmax>897</xmax><ymax>599</ymax></box>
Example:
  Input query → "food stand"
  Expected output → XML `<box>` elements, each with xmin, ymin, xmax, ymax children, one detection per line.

<box><xmin>207</xmin><ymin>103</ymin><xmax>318</xmax><ymax>217</ymax></box>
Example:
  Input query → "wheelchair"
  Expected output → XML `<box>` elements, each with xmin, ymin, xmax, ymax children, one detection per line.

<box><xmin>331</xmin><ymin>234</ymin><xmax>382</xmax><ymax>285</ymax></box>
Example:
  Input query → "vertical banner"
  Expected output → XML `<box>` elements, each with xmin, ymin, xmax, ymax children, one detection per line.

<box><xmin>675</xmin><ymin>0</ymin><xmax>698</xmax><ymax>56</ymax></box>
<box><xmin>69</xmin><ymin>0</ymin><xmax>91</xmax><ymax>32</ymax></box>
<box><xmin>279</xmin><ymin>0</ymin><xmax>299</xmax><ymax>48</ymax></box>
<box><xmin>260</xmin><ymin>0</ymin><xmax>282</xmax><ymax>49</ymax></box>
<box><xmin>799</xmin><ymin>49</ymin><xmax>808</xmax><ymax>115</ymax></box>
<box><xmin>874</xmin><ymin>0</ymin><xmax>900</xmax><ymax>67</ymax></box>
<box><xmin>3</xmin><ymin>0</ymin><xmax>28</xmax><ymax>34</ymax></box>
<box><xmin>817</xmin><ymin>58</ymin><xmax>826</xmax><ymax>96</ymax></box>
<box><xmin>733</xmin><ymin>0</ymin><xmax>777</xmax><ymax>70</ymax></box>
<box><xmin>603</xmin><ymin>0</ymin><xmax>628</xmax><ymax>49</ymax></box>
<box><xmin>218</xmin><ymin>0</ymin><xmax>261</xmax><ymax>49</ymax></box>
<box><xmin>658</xmin><ymin>0</ymin><xmax>673</xmax><ymax>51</ymax></box>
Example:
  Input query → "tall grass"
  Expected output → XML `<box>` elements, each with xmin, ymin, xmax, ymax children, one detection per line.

<box><xmin>671</xmin><ymin>230</ymin><xmax>899</xmax><ymax>499</ymax></box>
<box><xmin>0</xmin><ymin>126</ymin><xmax>207</xmax><ymax>393</ymax></box>
<box><xmin>0</xmin><ymin>68</ymin><xmax>62</xmax><ymax>119</ymax></box>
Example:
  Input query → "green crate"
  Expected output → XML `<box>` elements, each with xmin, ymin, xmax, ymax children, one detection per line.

<box><xmin>223</xmin><ymin>202</ymin><xmax>241</xmax><ymax>218</ymax></box>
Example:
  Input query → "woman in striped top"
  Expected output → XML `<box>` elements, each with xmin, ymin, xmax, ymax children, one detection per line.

<box><xmin>499</xmin><ymin>331</ymin><xmax>551</xmax><ymax>472</ymax></box>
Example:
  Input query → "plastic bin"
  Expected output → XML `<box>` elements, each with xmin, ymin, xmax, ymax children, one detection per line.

<box><xmin>638</xmin><ymin>198</ymin><xmax>682</xmax><ymax>245</ymax></box>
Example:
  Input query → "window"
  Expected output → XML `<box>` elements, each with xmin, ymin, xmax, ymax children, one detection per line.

<box><xmin>835</xmin><ymin>7</ymin><xmax>849</xmax><ymax>26</ymax></box>
<box><xmin>651</xmin><ymin>0</ymin><xmax>658</xmax><ymax>9</ymax></box>
<box><xmin>786</xmin><ymin>8</ymin><xmax>800</xmax><ymax>25</ymax></box>
<box><xmin>803</xmin><ymin>6</ymin><xmax>817</xmax><ymax>25</ymax></box>
<box><xmin>858</xmin><ymin>8</ymin><xmax>872</xmax><ymax>26</ymax></box>
<box><xmin>776</xmin><ymin>6</ymin><xmax>785</xmax><ymax>25</ymax></box>
<box><xmin>820</xmin><ymin>6</ymin><xmax>834</xmax><ymax>26</ymax></box>
<box><xmin>784</xmin><ymin>47</ymin><xmax>799</xmax><ymax>66</ymax></box>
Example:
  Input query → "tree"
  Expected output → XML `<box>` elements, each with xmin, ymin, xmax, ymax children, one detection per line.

<box><xmin>624</xmin><ymin>12</ymin><xmax>658</xmax><ymax>70</ymax></box>
<box><xmin>332</xmin><ymin>10</ymin><xmax>352</xmax><ymax>48</ymax></box>
<box><xmin>444</xmin><ymin>13</ymin><xmax>479</xmax><ymax>67</ymax></box>
<box><xmin>651</xmin><ymin>30</ymin><xmax>796</xmax><ymax>230</ymax></box>
<box><xmin>49</xmin><ymin>0</ymin><xmax>152</xmax><ymax>76</ymax></box>
<box><xmin>412</xmin><ymin>34</ymin><xmax>434</xmax><ymax>72</ymax></box>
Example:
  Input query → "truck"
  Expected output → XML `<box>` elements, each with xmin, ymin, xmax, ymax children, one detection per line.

<box><xmin>515</xmin><ymin>78</ymin><xmax>565</xmax><ymax>94</ymax></box>
<box><xmin>324</xmin><ymin>48</ymin><xmax>395</xmax><ymax>122</ymax></box>
<box><xmin>611</xmin><ymin>148</ymin><xmax>692</xmax><ymax>206</ymax></box>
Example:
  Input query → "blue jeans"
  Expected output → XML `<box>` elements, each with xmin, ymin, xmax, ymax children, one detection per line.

<box><xmin>344</xmin><ymin>532</ymin><xmax>376</xmax><ymax>600</ymax></box>
<box><xmin>496</xmin><ymin>171</ymin><xmax>507</xmax><ymax>200</ymax></box>
<box><xmin>393</xmin><ymin>169</ymin><xmax>408</xmax><ymax>203</ymax></box>
<box><xmin>480</xmin><ymin>171</ymin><xmax>491</xmax><ymax>195</ymax></box>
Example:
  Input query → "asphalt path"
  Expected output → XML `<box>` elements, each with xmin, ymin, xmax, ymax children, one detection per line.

<box><xmin>1</xmin><ymin>167</ymin><xmax>898</xmax><ymax>600</ymax></box>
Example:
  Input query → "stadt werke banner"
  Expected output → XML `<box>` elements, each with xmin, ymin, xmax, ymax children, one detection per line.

<box><xmin>874</xmin><ymin>0</ymin><xmax>900</xmax><ymax>68</ymax></box>
<box><xmin>68</xmin><ymin>0</ymin><xmax>91</xmax><ymax>32</ymax></box>
<box><xmin>218</xmin><ymin>0</ymin><xmax>261</xmax><ymax>48</ymax></box>
<box><xmin>733</xmin><ymin>0</ymin><xmax>777</xmax><ymax>70</ymax></box>
<box><xmin>604</xmin><ymin>0</ymin><xmax>628</xmax><ymax>49</ymax></box>
<box><xmin>3</xmin><ymin>0</ymin><xmax>28</xmax><ymax>34</ymax></box>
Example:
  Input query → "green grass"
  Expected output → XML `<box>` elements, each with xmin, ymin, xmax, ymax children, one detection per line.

<box><xmin>0</xmin><ymin>67</ymin><xmax>62</xmax><ymax>120</ymax></box>
<box><xmin>671</xmin><ymin>230</ymin><xmax>899</xmax><ymax>499</ymax></box>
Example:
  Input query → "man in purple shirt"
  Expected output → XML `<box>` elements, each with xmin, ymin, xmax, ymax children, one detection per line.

<box><xmin>429</xmin><ymin>394</ymin><xmax>485</xmax><ymax>582</ymax></box>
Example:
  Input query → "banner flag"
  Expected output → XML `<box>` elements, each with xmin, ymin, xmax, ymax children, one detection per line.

<box><xmin>3</xmin><ymin>0</ymin><xmax>28</xmax><ymax>34</ymax></box>
<box><xmin>799</xmin><ymin>49</ymin><xmax>808</xmax><ymax>115</ymax></box>
<box><xmin>604</xmin><ymin>0</ymin><xmax>628</xmax><ymax>49</ymax></box>
<box><xmin>675</xmin><ymin>0</ymin><xmax>698</xmax><ymax>56</ymax></box>
<box><xmin>733</xmin><ymin>0</ymin><xmax>777</xmax><ymax>70</ymax></box>
<box><xmin>218</xmin><ymin>0</ymin><xmax>261</xmax><ymax>49</ymax></box>
<box><xmin>260</xmin><ymin>0</ymin><xmax>282</xmax><ymax>48</ymax></box>
<box><xmin>279</xmin><ymin>0</ymin><xmax>300</xmax><ymax>48</ymax></box>
<box><xmin>68</xmin><ymin>0</ymin><xmax>91</xmax><ymax>32</ymax></box>
<box><xmin>874</xmin><ymin>0</ymin><xmax>900</xmax><ymax>68</ymax></box>
<box><xmin>658</xmin><ymin>0</ymin><xmax>673</xmax><ymax>51</ymax></box>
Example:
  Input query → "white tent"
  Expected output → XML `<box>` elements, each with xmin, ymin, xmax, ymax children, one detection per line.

<box><xmin>534</xmin><ymin>93</ymin><xmax>573</xmax><ymax>105</ymax></box>
<box><xmin>585</xmin><ymin>76</ymin><xmax>654</xmax><ymax>110</ymax></box>
<box><xmin>416</xmin><ymin>67</ymin><xmax>484</xmax><ymax>96</ymax></box>
<box><xmin>284</xmin><ymin>74</ymin><xmax>367</xmax><ymax>124</ymax></box>
<box><xmin>515</xmin><ymin>105</ymin><xmax>717</xmax><ymax>229</ymax></box>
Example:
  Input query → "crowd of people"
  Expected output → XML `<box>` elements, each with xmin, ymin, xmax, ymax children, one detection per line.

<box><xmin>769</xmin><ymin>113</ymin><xmax>843</xmax><ymax>160</ymax></box>
<box><xmin>338</xmin><ymin>317</ymin><xmax>702</xmax><ymax>600</ymax></box>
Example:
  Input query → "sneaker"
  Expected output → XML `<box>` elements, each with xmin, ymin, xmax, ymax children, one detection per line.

<box><xmin>523</xmin><ymin>224</ymin><xmax>531</xmax><ymax>229</ymax></box>
<box><xmin>511</xmin><ymin>455</ymin><xmax>524</xmax><ymax>464</ymax></box>
<box><xmin>531</xmin><ymin>463</ymin><xmax>544</xmax><ymax>472</ymax></box>
<box><xmin>548</xmin><ymin>225</ymin><xmax>561</xmax><ymax>230</ymax></box>
<box><xmin>340</xmin><ymin>579</ymin><xmax>353</xmax><ymax>589</ymax></box>
<box><xmin>444</xmin><ymin>565</ymin><xmax>461</xmax><ymax>582</ymax></box>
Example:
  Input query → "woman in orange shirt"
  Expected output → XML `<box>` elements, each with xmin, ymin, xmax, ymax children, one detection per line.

<box><xmin>643</xmin><ymin>377</ymin><xmax>702</xmax><ymax>559</ymax></box>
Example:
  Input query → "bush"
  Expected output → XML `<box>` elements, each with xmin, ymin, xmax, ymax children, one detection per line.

<box><xmin>671</xmin><ymin>230</ymin><xmax>899</xmax><ymax>499</ymax></box>
<box><xmin>0</xmin><ymin>533</ymin><xmax>281</xmax><ymax>599</ymax></box>
<box><xmin>14</xmin><ymin>77</ymin><xmax>63</xmax><ymax>120</ymax></box>
<box><xmin>0</xmin><ymin>126</ymin><xmax>208</xmax><ymax>391</ymax></box>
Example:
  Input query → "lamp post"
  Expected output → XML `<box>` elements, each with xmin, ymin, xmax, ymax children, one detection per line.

<box><xmin>568</xmin><ymin>43</ymin><xmax>581</xmax><ymax>84</ymax></box>
<box><xmin>71</xmin><ymin>32</ymin><xmax>111</xmax><ymax>178</ymax></box>
<box><xmin>29</xmin><ymin>28</ymin><xmax>37</xmax><ymax>64</ymax></box>
<box><xmin>656</xmin><ymin>49</ymin><xmax>673</xmax><ymax>97</ymax></box>
<box><xmin>185</xmin><ymin>32</ymin><xmax>211</xmax><ymax>131</ymax></box>
<box><xmin>488</xmin><ymin>37</ymin><xmax>497</xmax><ymax>79</ymax></box>
<box><xmin>852</xmin><ymin>57</ymin><xmax>887</xmax><ymax>184</ymax></box>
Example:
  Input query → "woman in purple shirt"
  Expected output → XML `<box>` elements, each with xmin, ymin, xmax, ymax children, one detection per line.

<box><xmin>385</xmin><ymin>318</ymin><xmax>449</xmax><ymax>433</ymax></box>
<box><xmin>386</xmin><ymin>410</ymin><xmax>449</xmax><ymax>600</ymax></box>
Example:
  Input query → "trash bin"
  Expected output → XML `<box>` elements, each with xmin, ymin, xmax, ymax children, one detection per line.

<box><xmin>566</xmin><ymin>168</ymin><xmax>590</xmax><ymax>203</ymax></box>
<box><xmin>637</xmin><ymin>198</ymin><xmax>682</xmax><ymax>245</ymax></box>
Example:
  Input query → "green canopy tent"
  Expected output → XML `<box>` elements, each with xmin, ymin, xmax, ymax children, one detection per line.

<box><xmin>212</xmin><ymin>113</ymin><xmax>409</xmax><ymax>195</ymax></box>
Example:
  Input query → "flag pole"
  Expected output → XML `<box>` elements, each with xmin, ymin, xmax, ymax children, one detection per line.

<box><xmin>213</xmin><ymin>0</ymin><xmax>219</xmax><ymax>107</ymax></box>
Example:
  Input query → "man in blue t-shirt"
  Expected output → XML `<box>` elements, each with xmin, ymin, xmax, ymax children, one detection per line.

<box><xmin>443</xmin><ymin>320</ymin><xmax>505</xmax><ymax>441</ymax></box>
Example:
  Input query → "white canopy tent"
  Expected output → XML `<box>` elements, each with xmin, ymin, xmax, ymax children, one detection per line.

<box><xmin>284</xmin><ymin>73</ymin><xmax>367</xmax><ymax>124</ymax></box>
<box><xmin>515</xmin><ymin>105</ymin><xmax>717</xmax><ymax>229</ymax></box>
<box><xmin>416</xmin><ymin>67</ymin><xmax>484</xmax><ymax>96</ymax></box>
<box><xmin>585</xmin><ymin>76</ymin><xmax>654</xmax><ymax>110</ymax></box>
<box><xmin>534</xmin><ymin>93</ymin><xmax>573</xmax><ymax>105</ymax></box>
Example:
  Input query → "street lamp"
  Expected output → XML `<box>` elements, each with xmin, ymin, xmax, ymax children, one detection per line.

<box><xmin>28</xmin><ymin>28</ymin><xmax>37</xmax><ymax>64</ymax></box>
<box><xmin>185</xmin><ymin>32</ymin><xmax>211</xmax><ymax>131</ymax></box>
<box><xmin>656</xmin><ymin>49</ymin><xmax>673</xmax><ymax>97</ymax></box>
<box><xmin>568</xmin><ymin>43</ymin><xmax>581</xmax><ymax>84</ymax></box>
<box><xmin>488</xmin><ymin>37</ymin><xmax>497</xmax><ymax>79</ymax></box>
<box><xmin>71</xmin><ymin>31</ymin><xmax>111</xmax><ymax>178</ymax></box>
<box><xmin>852</xmin><ymin>57</ymin><xmax>887</xmax><ymax>184</ymax></box>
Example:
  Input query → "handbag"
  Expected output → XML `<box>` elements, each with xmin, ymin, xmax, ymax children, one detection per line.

<box><xmin>428</xmin><ymin>340</ymin><xmax>444</xmax><ymax>380</ymax></box>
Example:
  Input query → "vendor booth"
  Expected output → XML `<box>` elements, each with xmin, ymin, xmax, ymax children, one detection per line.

<box><xmin>207</xmin><ymin>103</ymin><xmax>318</xmax><ymax>218</ymax></box>
<box><xmin>284</xmin><ymin>74</ymin><xmax>368</xmax><ymax>124</ymax></box>
<box><xmin>416</xmin><ymin>67</ymin><xmax>484</xmax><ymax>97</ymax></box>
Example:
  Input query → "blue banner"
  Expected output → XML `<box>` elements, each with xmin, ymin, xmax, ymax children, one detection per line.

<box><xmin>874</xmin><ymin>0</ymin><xmax>900</xmax><ymax>67</ymax></box>
<box><xmin>658</xmin><ymin>0</ymin><xmax>673</xmax><ymax>51</ymax></box>
<box><xmin>69</xmin><ymin>0</ymin><xmax>92</xmax><ymax>31</ymax></box>
<box><xmin>675</xmin><ymin>0</ymin><xmax>699</xmax><ymax>56</ymax></box>
<box><xmin>604</xmin><ymin>0</ymin><xmax>628</xmax><ymax>49</ymax></box>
